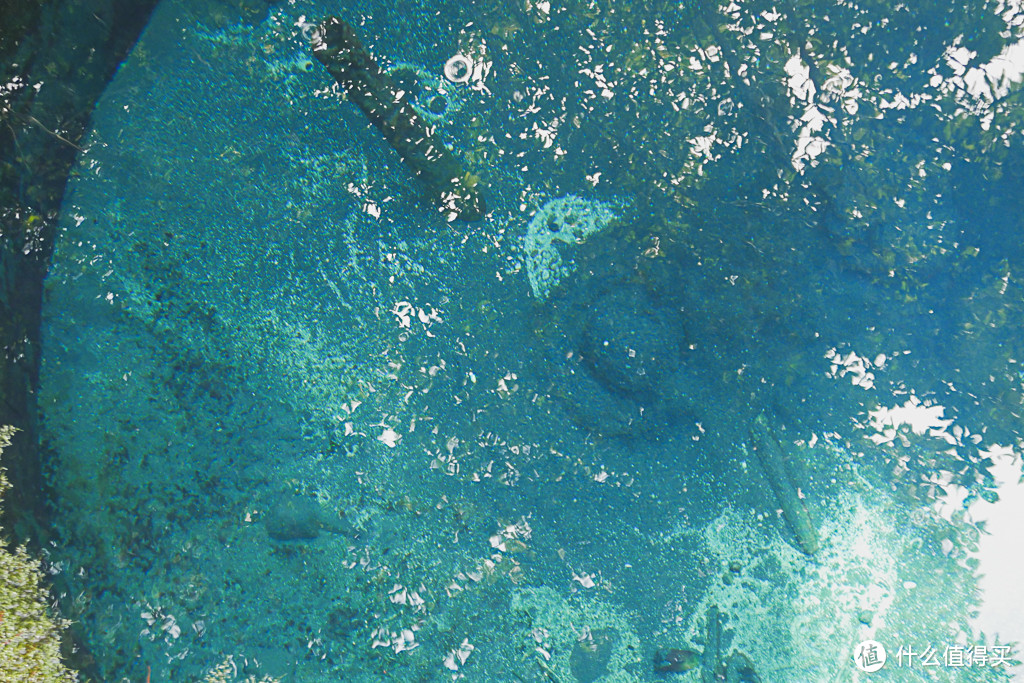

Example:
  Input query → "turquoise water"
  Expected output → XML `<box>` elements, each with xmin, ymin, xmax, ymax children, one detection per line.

<box><xmin>39</xmin><ymin>0</ymin><xmax>1023</xmax><ymax>680</ymax></box>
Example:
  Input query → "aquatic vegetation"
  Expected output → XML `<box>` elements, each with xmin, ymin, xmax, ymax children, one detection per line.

<box><xmin>524</xmin><ymin>195</ymin><xmax>621</xmax><ymax>300</ymax></box>
<box><xmin>0</xmin><ymin>427</ymin><xmax>77</xmax><ymax>683</ymax></box>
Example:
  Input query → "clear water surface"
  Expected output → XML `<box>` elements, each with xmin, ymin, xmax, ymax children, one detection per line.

<box><xmin>39</xmin><ymin>0</ymin><xmax>1024</xmax><ymax>680</ymax></box>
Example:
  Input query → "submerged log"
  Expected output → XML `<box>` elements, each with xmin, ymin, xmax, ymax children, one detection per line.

<box><xmin>698</xmin><ymin>609</ymin><xmax>763</xmax><ymax>683</ymax></box>
<box><xmin>750</xmin><ymin>412</ymin><xmax>820</xmax><ymax>555</ymax></box>
<box><xmin>311</xmin><ymin>17</ymin><xmax>487</xmax><ymax>222</ymax></box>
<box><xmin>700</xmin><ymin>606</ymin><xmax>726</xmax><ymax>683</ymax></box>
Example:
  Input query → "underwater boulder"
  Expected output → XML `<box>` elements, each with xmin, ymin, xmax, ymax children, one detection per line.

<box><xmin>555</xmin><ymin>359</ymin><xmax>644</xmax><ymax>436</ymax></box>
<box><xmin>578</xmin><ymin>287</ymin><xmax>685</xmax><ymax>400</ymax></box>
<box><xmin>524</xmin><ymin>195</ymin><xmax>621</xmax><ymax>300</ymax></box>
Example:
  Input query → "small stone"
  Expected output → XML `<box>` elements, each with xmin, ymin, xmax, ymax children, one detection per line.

<box><xmin>722</xmin><ymin>572</ymin><xmax>733</xmax><ymax>586</ymax></box>
<box><xmin>858</xmin><ymin>609</ymin><xmax>874</xmax><ymax>625</ymax></box>
<box><xmin>729</xmin><ymin>560</ymin><xmax>743</xmax><ymax>574</ymax></box>
<box><xmin>266</xmin><ymin>494</ymin><xmax>322</xmax><ymax>541</ymax></box>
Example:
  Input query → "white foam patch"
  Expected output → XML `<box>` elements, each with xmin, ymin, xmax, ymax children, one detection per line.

<box><xmin>684</xmin><ymin>490</ymin><xmax>903</xmax><ymax>681</ymax></box>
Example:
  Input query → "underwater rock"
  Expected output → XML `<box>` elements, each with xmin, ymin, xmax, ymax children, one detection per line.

<box><xmin>266</xmin><ymin>495</ymin><xmax>322</xmax><ymax>541</ymax></box>
<box><xmin>724</xmin><ymin>652</ymin><xmax>761</xmax><ymax>683</ymax></box>
<box><xmin>579</xmin><ymin>287</ymin><xmax>685</xmax><ymax>399</ymax></box>
<box><xmin>543</xmin><ymin>281</ymin><xmax>700</xmax><ymax>437</ymax></box>
<box><xmin>570</xmin><ymin>628</ymin><xmax>619</xmax><ymax>683</ymax></box>
<box><xmin>325</xmin><ymin>604</ymin><xmax>363</xmax><ymax>640</ymax></box>
<box><xmin>749</xmin><ymin>413</ymin><xmax>820</xmax><ymax>555</ymax></box>
<box><xmin>555</xmin><ymin>351</ymin><xmax>644</xmax><ymax>436</ymax></box>
<box><xmin>653</xmin><ymin>648</ymin><xmax>700</xmax><ymax>673</ymax></box>
<box><xmin>524</xmin><ymin>195</ymin><xmax>620</xmax><ymax>300</ymax></box>
<box><xmin>311</xmin><ymin>17</ymin><xmax>486</xmax><ymax>222</ymax></box>
<box><xmin>265</xmin><ymin>493</ymin><xmax>349</xmax><ymax>541</ymax></box>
